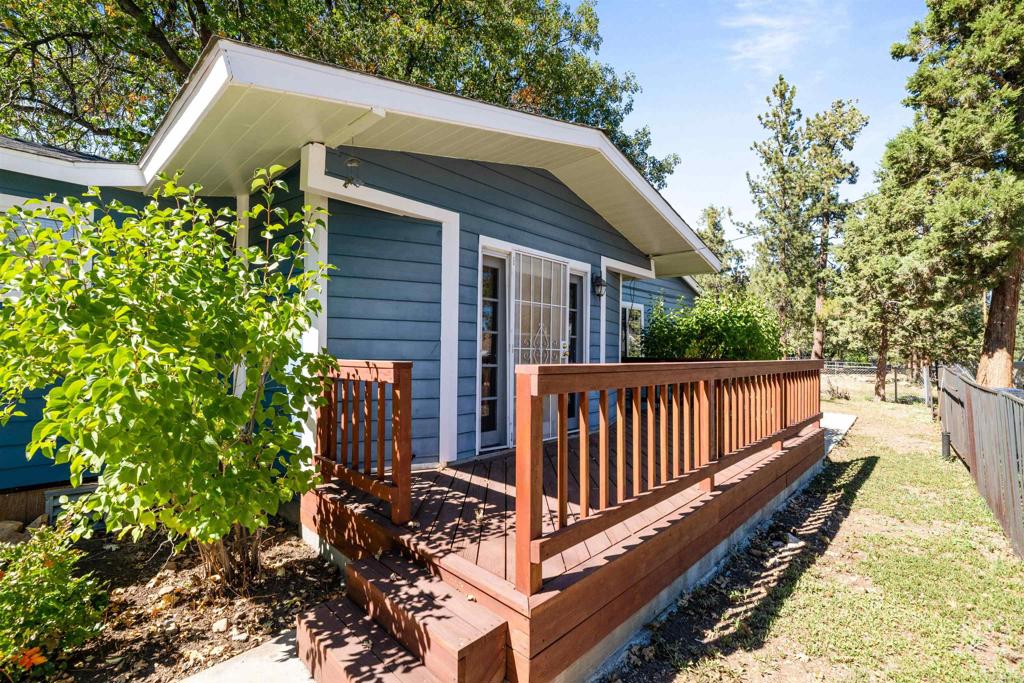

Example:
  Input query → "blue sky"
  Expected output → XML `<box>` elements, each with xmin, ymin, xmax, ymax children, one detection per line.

<box><xmin>593</xmin><ymin>0</ymin><xmax>925</xmax><ymax>245</ymax></box>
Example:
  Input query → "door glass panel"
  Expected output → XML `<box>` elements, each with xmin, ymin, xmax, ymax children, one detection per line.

<box><xmin>480</xmin><ymin>259</ymin><xmax>506</xmax><ymax>448</ymax></box>
<box><xmin>568</xmin><ymin>276</ymin><xmax>585</xmax><ymax>428</ymax></box>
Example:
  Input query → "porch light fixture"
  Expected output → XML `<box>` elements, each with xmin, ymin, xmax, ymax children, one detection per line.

<box><xmin>591</xmin><ymin>274</ymin><xmax>606</xmax><ymax>298</ymax></box>
<box><xmin>342</xmin><ymin>156</ymin><xmax>363</xmax><ymax>188</ymax></box>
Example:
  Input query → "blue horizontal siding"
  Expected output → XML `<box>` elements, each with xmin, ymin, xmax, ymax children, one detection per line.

<box><xmin>0</xmin><ymin>168</ymin><xmax>230</xmax><ymax>491</ymax></box>
<box><xmin>325</xmin><ymin>198</ymin><xmax>443</xmax><ymax>460</ymax></box>
<box><xmin>326</xmin><ymin>147</ymin><xmax>669</xmax><ymax>461</ymax></box>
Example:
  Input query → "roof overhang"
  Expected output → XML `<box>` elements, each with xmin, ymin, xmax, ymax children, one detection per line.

<box><xmin>140</xmin><ymin>40</ymin><xmax>719</xmax><ymax>277</ymax></box>
<box><xmin>3</xmin><ymin>38</ymin><xmax>718</xmax><ymax>277</ymax></box>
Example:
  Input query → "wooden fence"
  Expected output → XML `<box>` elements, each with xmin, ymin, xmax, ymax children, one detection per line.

<box><xmin>315</xmin><ymin>360</ymin><xmax>413</xmax><ymax>524</ymax></box>
<box><xmin>514</xmin><ymin>359</ymin><xmax>823</xmax><ymax>594</ymax></box>
<box><xmin>939</xmin><ymin>366</ymin><xmax>1024</xmax><ymax>557</ymax></box>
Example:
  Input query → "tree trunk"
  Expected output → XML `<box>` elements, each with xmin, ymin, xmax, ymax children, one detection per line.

<box><xmin>874</xmin><ymin>323</ymin><xmax>888</xmax><ymax>402</ymax></box>
<box><xmin>197</xmin><ymin>524</ymin><xmax>262</xmax><ymax>593</ymax></box>
<box><xmin>811</xmin><ymin>217</ymin><xmax>829</xmax><ymax>360</ymax></box>
<box><xmin>977</xmin><ymin>248</ymin><xmax>1024</xmax><ymax>388</ymax></box>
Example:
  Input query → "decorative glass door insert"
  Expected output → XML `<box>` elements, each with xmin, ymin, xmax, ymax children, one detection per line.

<box><xmin>512</xmin><ymin>252</ymin><xmax>569</xmax><ymax>437</ymax></box>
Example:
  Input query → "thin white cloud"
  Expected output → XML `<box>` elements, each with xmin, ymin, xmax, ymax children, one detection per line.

<box><xmin>722</xmin><ymin>0</ymin><xmax>849</xmax><ymax>77</ymax></box>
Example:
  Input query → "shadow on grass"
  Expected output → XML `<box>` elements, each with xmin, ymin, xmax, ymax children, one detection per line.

<box><xmin>611</xmin><ymin>453</ymin><xmax>878</xmax><ymax>682</ymax></box>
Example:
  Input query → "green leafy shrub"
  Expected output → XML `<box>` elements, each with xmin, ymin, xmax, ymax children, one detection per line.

<box><xmin>641</xmin><ymin>292</ymin><xmax>782</xmax><ymax>361</ymax></box>
<box><xmin>0</xmin><ymin>168</ymin><xmax>335</xmax><ymax>588</ymax></box>
<box><xmin>0</xmin><ymin>528</ymin><xmax>106</xmax><ymax>681</ymax></box>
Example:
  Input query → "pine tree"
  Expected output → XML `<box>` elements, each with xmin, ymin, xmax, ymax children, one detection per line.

<box><xmin>804</xmin><ymin>101</ymin><xmax>868</xmax><ymax>359</ymax></box>
<box><xmin>746</xmin><ymin>76</ymin><xmax>815</xmax><ymax>356</ymax></box>
<box><xmin>746</xmin><ymin>76</ymin><xmax>865</xmax><ymax>358</ymax></box>
<box><xmin>889</xmin><ymin>0</ymin><xmax>1024</xmax><ymax>387</ymax></box>
<box><xmin>694</xmin><ymin>205</ymin><xmax>747</xmax><ymax>294</ymax></box>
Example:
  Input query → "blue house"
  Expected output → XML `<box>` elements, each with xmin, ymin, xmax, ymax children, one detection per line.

<box><xmin>0</xmin><ymin>39</ymin><xmax>714</xmax><ymax>491</ymax></box>
<box><xmin>0</xmin><ymin>39</ymin><xmax>826</xmax><ymax>683</ymax></box>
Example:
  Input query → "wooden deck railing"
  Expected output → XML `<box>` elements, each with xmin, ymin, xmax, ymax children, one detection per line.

<box><xmin>316</xmin><ymin>360</ymin><xmax>413</xmax><ymax>524</ymax></box>
<box><xmin>514</xmin><ymin>360</ymin><xmax>823</xmax><ymax>594</ymax></box>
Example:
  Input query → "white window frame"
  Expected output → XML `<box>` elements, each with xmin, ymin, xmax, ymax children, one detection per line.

<box><xmin>474</xmin><ymin>235</ymin><xmax>590</xmax><ymax>456</ymax></box>
<box><xmin>619</xmin><ymin>301</ymin><xmax>645</xmax><ymax>361</ymax></box>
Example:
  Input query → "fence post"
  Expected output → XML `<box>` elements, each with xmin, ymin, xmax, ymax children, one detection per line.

<box><xmin>965</xmin><ymin>383</ymin><xmax>977</xmax><ymax>473</ymax></box>
<box><xmin>515</xmin><ymin>371</ymin><xmax>543</xmax><ymax>595</ymax></box>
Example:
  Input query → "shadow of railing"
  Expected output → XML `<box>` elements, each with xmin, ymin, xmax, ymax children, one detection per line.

<box><xmin>614</xmin><ymin>453</ymin><xmax>877</xmax><ymax>680</ymax></box>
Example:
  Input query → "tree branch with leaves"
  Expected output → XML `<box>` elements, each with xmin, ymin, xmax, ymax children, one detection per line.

<box><xmin>0</xmin><ymin>166</ymin><xmax>335</xmax><ymax>590</ymax></box>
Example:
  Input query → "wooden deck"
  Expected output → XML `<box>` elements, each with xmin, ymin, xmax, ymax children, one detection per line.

<box><xmin>300</xmin><ymin>360</ymin><xmax>826</xmax><ymax>683</ymax></box>
<box><xmin>310</xmin><ymin>415</ymin><xmax>822</xmax><ymax>585</ymax></box>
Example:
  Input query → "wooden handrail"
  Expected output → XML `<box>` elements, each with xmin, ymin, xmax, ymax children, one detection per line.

<box><xmin>514</xmin><ymin>359</ymin><xmax>823</xmax><ymax>595</ymax></box>
<box><xmin>317</xmin><ymin>359</ymin><xmax>413</xmax><ymax>524</ymax></box>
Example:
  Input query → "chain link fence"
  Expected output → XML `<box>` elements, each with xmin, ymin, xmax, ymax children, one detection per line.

<box><xmin>821</xmin><ymin>360</ymin><xmax>933</xmax><ymax>404</ymax></box>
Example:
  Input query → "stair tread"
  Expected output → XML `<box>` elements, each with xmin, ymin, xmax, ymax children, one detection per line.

<box><xmin>299</xmin><ymin>597</ymin><xmax>441</xmax><ymax>683</ymax></box>
<box><xmin>349</xmin><ymin>552</ymin><xmax>506</xmax><ymax>647</ymax></box>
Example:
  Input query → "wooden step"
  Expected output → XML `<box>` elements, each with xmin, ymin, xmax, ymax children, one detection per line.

<box><xmin>301</xmin><ymin>483</ymin><xmax>398</xmax><ymax>557</ymax></box>
<box><xmin>297</xmin><ymin>596</ymin><xmax>441</xmax><ymax>683</ymax></box>
<box><xmin>345</xmin><ymin>551</ymin><xmax>507</xmax><ymax>683</ymax></box>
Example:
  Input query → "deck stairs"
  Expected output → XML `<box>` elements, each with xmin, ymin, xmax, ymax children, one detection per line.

<box><xmin>297</xmin><ymin>498</ymin><xmax>508</xmax><ymax>683</ymax></box>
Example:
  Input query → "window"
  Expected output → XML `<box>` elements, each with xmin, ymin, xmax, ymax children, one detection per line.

<box><xmin>620</xmin><ymin>302</ymin><xmax>644</xmax><ymax>360</ymax></box>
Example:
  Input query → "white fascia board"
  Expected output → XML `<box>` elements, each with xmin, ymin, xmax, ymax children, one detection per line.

<box><xmin>300</xmin><ymin>143</ymin><xmax>460</xmax><ymax>464</ymax></box>
<box><xmin>0</xmin><ymin>147</ymin><xmax>144</xmax><ymax>189</ymax></box>
<box><xmin>222</xmin><ymin>42</ymin><xmax>599</xmax><ymax>149</ymax></box>
<box><xmin>683</xmin><ymin>275</ymin><xmax>703</xmax><ymax>296</ymax></box>
<box><xmin>138</xmin><ymin>49</ymin><xmax>233</xmax><ymax>185</ymax></box>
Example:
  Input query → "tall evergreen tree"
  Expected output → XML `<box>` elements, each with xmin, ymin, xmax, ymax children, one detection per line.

<box><xmin>0</xmin><ymin>0</ymin><xmax>678</xmax><ymax>187</ymax></box>
<box><xmin>889</xmin><ymin>0</ymin><xmax>1024</xmax><ymax>387</ymax></box>
<box><xmin>694</xmin><ymin>205</ymin><xmax>747</xmax><ymax>294</ymax></box>
<box><xmin>746</xmin><ymin>76</ymin><xmax>865</xmax><ymax>358</ymax></box>
<box><xmin>804</xmin><ymin>101</ymin><xmax>868</xmax><ymax>359</ymax></box>
<box><xmin>746</xmin><ymin>76</ymin><xmax>815</xmax><ymax>355</ymax></box>
<box><xmin>836</xmin><ymin>193</ymin><xmax>909</xmax><ymax>399</ymax></box>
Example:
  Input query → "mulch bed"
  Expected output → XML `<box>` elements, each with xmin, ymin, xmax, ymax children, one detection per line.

<box><xmin>63</xmin><ymin>519</ymin><xmax>342</xmax><ymax>682</ymax></box>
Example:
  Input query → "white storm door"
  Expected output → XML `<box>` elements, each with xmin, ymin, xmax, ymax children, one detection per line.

<box><xmin>511</xmin><ymin>252</ymin><xmax>570</xmax><ymax>438</ymax></box>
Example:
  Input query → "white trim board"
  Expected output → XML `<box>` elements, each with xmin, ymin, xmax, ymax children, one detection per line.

<box><xmin>232</xmin><ymin>193</ymin><xmax>250</xmax><ymax>399</ymax></box>
<box><xmin>0</xmin><ymin>147</ymin><xmax>144</xmax><ymax>189</ymax></box>
<box><xmin>598</xmin><ymin>256</ymin><xmax>655</xmax><ymax>364</ymax></box>
<box><xmin>300</xmin><ymin>142</ymin><xmax>460</xmax><ymax>465</ymax></box>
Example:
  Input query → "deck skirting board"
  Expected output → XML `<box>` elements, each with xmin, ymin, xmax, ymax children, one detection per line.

<box><xmin>563</xmin><ymin>448</ymin><xmax>825</xmax><ymax>683</ymax></box>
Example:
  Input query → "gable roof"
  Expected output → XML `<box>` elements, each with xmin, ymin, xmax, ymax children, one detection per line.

<box><xmin>1</xmin><ymin>39</ymin><xmax>719</xmax><ymax>276</ymax></box>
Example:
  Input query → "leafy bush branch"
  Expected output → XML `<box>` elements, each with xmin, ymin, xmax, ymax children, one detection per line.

<box><xmin>0</xmin><ymin>167</ymin><xmax>335</xmax><ymax>589</ymax></box>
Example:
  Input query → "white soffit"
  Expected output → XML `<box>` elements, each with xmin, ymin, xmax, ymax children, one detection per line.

<box><xmin>139</xmin><ymin>39</ymin><xmax>720</xmax><ymax>275</ymax></box>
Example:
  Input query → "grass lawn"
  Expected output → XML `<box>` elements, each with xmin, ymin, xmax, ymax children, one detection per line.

<box><xmin>609</xmin><ymin>382</ymin><xmax>1024</xmax><ymax>682</ymax></box>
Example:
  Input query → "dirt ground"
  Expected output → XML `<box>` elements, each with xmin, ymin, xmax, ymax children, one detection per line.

<box><xmin>64</xmin><ymin>521</ymin><xmax>342</xmax><ymax>683</ymax></box>
<box><xmin>604</xmin><ymin>391</ymin><xmax>1024</xmax><ymax>682</ymax></box>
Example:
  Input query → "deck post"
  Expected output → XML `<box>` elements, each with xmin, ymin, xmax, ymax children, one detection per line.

<box><xmin>515</xmin><ymin>371</ymin><xmax>544</xmax><ymax>595</ymax></box>
<box><xmin>698</xmin><ymin>379</ymin><xmax>712</xmax><ymax>492</ymax></box>
<box><xmin>317</xmin><ymin>376</ymin><xmax>337</xmax><ymax>478</ymax></box>
<box><xmin>391</xmin><ymin>363</ymin><xmax>413</xmax><ymax>525</ymax></box>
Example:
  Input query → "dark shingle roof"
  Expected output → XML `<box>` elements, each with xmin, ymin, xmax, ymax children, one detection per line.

<box><xmin>0</xmin><ymin>135</ymin><xmax>111</xmax><ymax>163</ymax></box>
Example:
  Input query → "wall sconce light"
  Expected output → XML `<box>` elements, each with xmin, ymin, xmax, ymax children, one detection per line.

<box><xmin>342</xmin><ymin>156</ymin><xmax>363</xmax><ymax>188</ymax></box>
<box><xmin>591</xmin><ymin>274</ymin><xmax>606</xmax><ymax>298</ymax></box>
